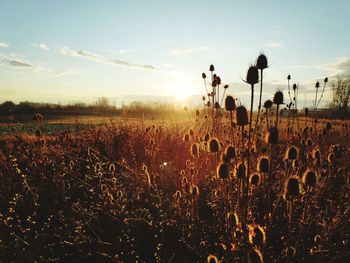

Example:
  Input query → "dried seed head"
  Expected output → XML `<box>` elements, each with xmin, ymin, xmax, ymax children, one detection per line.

<box><xmin>273</xmin><ymin>91</ymin><xmax>284</xmax><ymax>105</ymax></box>
<box><xmin>251</xmin><ymin>174</ymin><xmax>260</xmax><ymax>186</ymax></box>
<box><xmin>287</xmin><ymin>74</ymin><xmax>291</xmax><ymax>80</ymax></box>
<box><xmin>306</xmin><ymin>138</ymin><xmax>313</xmax><ymax>147</ymax></box>
<box><xmin>236</xmin><ymin>162</ymin><xmax>246</xmax><ymax>179</ymax></box>
<box><xmin>286</xmin><ymin>146</ymin><xmax>298</xmax><ymax>160</ymax></box>
<box><xmin>217</xmin><ymin>162</ymin><xmax>229</xmax><ymax>179</ymax></box>
<box><xmin>202</xmin><ymin>72</ymin><xmax>206</xmax><ymax>79</ymax></box>
<box><xmin>191</xmin><ymin>185</ymin><xmax>199</xmax><ymax>196</ymax></box>
<box><xmin>302</xmin><ymin>170</ymin><xmax>317</xmax><ymax>188</ymax></box>
<box><xmin>226</xmin><ymin>145</ymin><xmax>236</xmax><ymax>159</ymax></box>
<box><xmin>293</xmin><ymin>83</ymin><xmax>297</xmax><ymax>91</ymax></box>
<box><xmin>225</xmin><ymin>95</ymin><xmax>236</xmax><ymax>112</ymax></box>
<box><xmin>263</xmin><ymin>100</ymin><xmax>273</xmax><ymax>109</ymax></box>
<box><xmin>191</xmin><ymin>143</ymin><xmax>199</xmax><ymax>157</ymax></box>
<box><xmin>258</xmin><ymin>157</ymin><xmax>269</xmax><ymax>173</ymax></box>
<box><xmin>227</xmin><ymin>211</ymin><xmax>239</xmax><ymax>229</ymax></box>
<box><xmin>315</xmin><ymin>81</ymin><xmax>320</xmax><ymax>88</ymax></box>
<box><xmin>214</xmin><ymin>102</ymin><xmax>220</xmax><ymax>109</ymax></box>
<box><xmin>256</xmin><ymin>53</ymin><xmax>268</xmax><ymax>70</ymax></box>
<box><xmin>209</xmin><ymin>64</ymin><xmax>215</xmax><ymax>72</ymax></box>
<box><xmin>265</xmin><ymin>127</ymin><xmax>279</xmax><ymax>145</ymax></box>
<box><xmin>183</xmin><ymin>133</ymin><xmax>190</xmax><ymax>142</ymax></box>
<box><xmin>284</xmin><ymin>177</ymin><xmax>300</xmax><ymax>199</ymax></box>
<box><xmin>204</xmin><ymin>133</ymin><xmax>210</xmax><ymax>142</ymax></box>
<box><xmin>209</xmin><ymin>138</ymin><xmax>220</xmax><ymax>153</ymax></box>
<box><xmin>236</xmin><ymin>106</ymin><xmax>248</xmax><ymax>126</ymax></box>
<box><xmin>246</xmin><ymin>65</ymin><xmax>259</xmax><ymax>85</ymax></box>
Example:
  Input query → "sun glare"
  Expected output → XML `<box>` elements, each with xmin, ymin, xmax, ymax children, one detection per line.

<box><xmin>168</xmin><ymin>82</ymin><xmax>193</xmax><ymax>101</ymax></box>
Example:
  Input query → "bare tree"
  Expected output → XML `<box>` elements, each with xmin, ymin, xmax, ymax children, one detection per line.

<box><xmin>330</xmin><ymin>76</ymin><xmax>350</xmax><ymax>117</ymax></box>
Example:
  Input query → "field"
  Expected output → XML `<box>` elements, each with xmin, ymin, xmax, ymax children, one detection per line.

<box><xmin>0</xmin><ymin>107</ymin><xmax>349</xmax><ymax>263</ymax></box>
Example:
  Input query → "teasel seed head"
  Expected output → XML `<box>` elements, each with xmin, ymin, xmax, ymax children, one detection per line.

<box><xmin>225</xmin><ymin>95</ymin><xmax>236</xmax><ymax>112</ymax></box>
<box><xmin>236</xmin><ymin>105</ymin><xmax>248</xmax><ymax>126</ymax></box>
<box><xmin>273</xmin><ymin>91</ymin><xmax>284</xmax><ymax>105</ymax></box>
<box><xmin>246</xmin><ymin>65</ymin><xmax>259</xmax><ymax>85</ymax></box>
<box><xmin>209</xmin><ymin>138</ymin><xmax>220</xmax><ymax>153</ymax></box>
<box><xmin>302</xmin><ymin>170</ymin><xmax>317</xmax><ymax>188</ymax></box>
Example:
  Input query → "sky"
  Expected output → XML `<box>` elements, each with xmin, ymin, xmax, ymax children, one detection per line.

<box><xmin>0</xmin><ymin>0</ymin><xmax>350</xmax><ymax>108</ymax></box>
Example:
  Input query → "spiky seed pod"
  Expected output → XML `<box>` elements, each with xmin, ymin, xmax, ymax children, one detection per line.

<box><xmin>287</xmin><ymin>75</ymin><xmax>291</xmax><ymax>80</ymax></box>
<box><xmin>286</xmin><ymin>146</ymin><xmax>298</xmax><ymax>160</ymax></box>
<box><xmin>251</xmin><ymin>174</ymin><xmax>260</xmax><ymax>186</ymax></box>
<box><xmin>191</xmin><ymin>185</ymin><xmax>199</xmax><ymax>196</ymax></box>
<box><xmin>217</xmin><ymin>162</ymin><xmax>229</xmax><ymax>179</ymax></box>
<box><xmin>225</xmin><ymin>95</ymin><xmax>236</xmax><ymax>111</ymax></box>
<box><xmin>307</xmin><ymin>138</ymin><xmax>313</xmax><ymax>147</ymax></box>
<box><xmin>315</xmin><ymin>81</ymin><xmax>320</xmax><ymax>88</ymax></box>
<box><xmin>209</xmin><ymin>138</ymin><xmax>220</xmax><ymax>153</ymax></box>
<box><xmin>326</xmin><ymin>122</ymin><xmax>332</xmax><ymax>130</ymax></box>
<box><xmin>284</xmin><ymin>177</ymin><xmax>300</xmax><ymax>199</ymax></box>
<box><xmin>313</xmin><ymin>148</ymin><xmax>321</xmax><ymax>160</ymax></box>
<box><xmin>204</xmin><ymin>133</ymin><xmax>210</xmax><ymax>142</ymax></box>
<box><xmin>303</xmin><ymin>170</ymin><xmax>317</xmax><ymax>188</ymax></box>
<box><xmin>265</xmin><ymin>127</ymin><xmax>279</xmax><ymax>145</ymax></box>
<box><xmin>258</xmin><ymin>157</ymin><xmax>269</xmax><ymax>173</ymax></box>
<box><xmin>236</xmin><ymin>106</ymin><xmax>248</xmax><ymax>126</ymax></box>
<box><xmin>256</xmin><ymin>53</ymin><xmax>268</xmax><ymax>70</ymax></box>
<box><xmin>207</xmin><ymin>255</ymin><xmax>219</xmax><ymax>263</ymax></box>
<box><xmin>227</xmin><ymin>212</ymin><xmax>239</xmax><ymax>229</ymax></box>
<box><xmin>202</xmin><ymin>72</ymin><xmax>206</xmax><ymax>79</ymax></box>
<box><xmin>183</xmin><ymin>133</ymin><xmax>190</xmax><ymax>142</ymax></box>
<box><xmin>273</xmin><ymin>91</ymin><xmax>284</xmax><ymax>105</ymax></box>
<box><xmin>236</xmin><ymin>162</ymin><xmax>246</xmax><ymax>179</ymax></box>
<box><xmin>175</xmin><ymin>190</ymin><xmax>182</xmax><ymax>199</ymax></box>
<box><xmin>191</xmin><ymin>143</ymin><xmax>199</xmax><ymax>157</ymax></box>
<box><xmin>209</xmin><ymin>64</ymin><xmax>215</xmax><ymax>72</ymax></box>
<box><xmin>263</xmin><ymin>100</ymin><xmax>273</xmax><ymax>109</ymax></box>
<box><xmin>246</xmin><ymin>66</ymin><xmax>259</xmax><ymax>85</ymax></box>
<box><xmin>226</xmin><ymin>145</ymin><xmax>236</xmax><ymax>159</ymax></box>
<box><xmin>248</xmin><ymin>248</ymin><xmax>264</xmax><ymax>263</ymax></box>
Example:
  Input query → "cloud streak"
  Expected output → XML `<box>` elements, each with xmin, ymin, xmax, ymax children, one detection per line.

<box><xmin>0</xmin><ymin>42</ymin><xmax>9</xmax><ymax>48</ymax></box>
<box><xmin>287</xmin><ymin>57</ymin><xmax>350</xmax><ymax>76</ymax></box>
<box><xmin>0</xmin><ymin>53</ymin><xmax>79</xmax><ymax>77</ymax></box>
<box><xmin>34</xmin><ymin>43</ymin><xmax>156</xmax><ymax>71</ymax></box>
<box><xmin>263</xmin><ymin>42</ymin><xmax>283</xmax><ymax>48</ymax></box>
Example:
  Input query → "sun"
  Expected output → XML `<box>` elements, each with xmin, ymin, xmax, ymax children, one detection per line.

<box><xmin>168</xmin><ymin>82</ymin><xmax>193</xmax><ymax>101</ymax></box>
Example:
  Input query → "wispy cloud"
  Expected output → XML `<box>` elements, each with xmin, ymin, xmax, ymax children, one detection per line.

<box><xmin>287</xmin><ymin>56</ymin><xmax>350</xmax><ymax>76</ymax></box>
<box><xmin>263</xmin><ymin>42</ymin><xmax>283</xmax><ymax>48</ymax></box>
<box><xmin>0</xmin><ymin>53</ymin><xmax>80</xmax><ymax>77</ymax></box>
<box><xmin>109</xmin><ymin>48</ymin><xmax>135</xmax><ymax>55</ymax></box>
<box><xmin>0</xmin><ymin>42</ymin><xmax>10</xmax><ymax>48</ymax></box>
<box><xmin>264</xmin><ymin>29</ymin><xmax>284</xmax><ymax>35</ymax></box>
<box><xmin>170</xmin><ymin>46</ymin><xmax>215</xmax><ymax>55</ymax></box>
<box><xmin>34</xmin><ymin>43</ymin><xmax>156</xmax><ymax>71</ymax></box>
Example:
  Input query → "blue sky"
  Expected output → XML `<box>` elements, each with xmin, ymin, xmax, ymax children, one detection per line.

<box><xmin>0</xmin><ymin>0</ymin><xmax>349</xmax><ymax>107</ymax></box>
